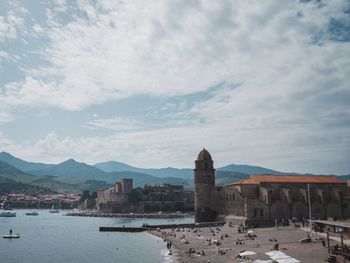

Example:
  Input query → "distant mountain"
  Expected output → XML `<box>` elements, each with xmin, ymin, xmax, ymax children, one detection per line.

<box><xmin>28</xmin><ymin>159</ymin><xmax>188</xmax><ymax>188</ymax></box>
<box><xmin>94</xmin><ymin>161</ymin><xmax>287</xmax><ymax>179</ymax></box>
<box><xmin>0</xmin><ymin>160</ymin><xmax>39</xmax><ymax>183</ymax></box>
<box><xmin>215</xmin><ymin>171</ymin><xmax>249</xmax><ymax>186</ymax></box>
<box><xmin>94</xmin><ymin>161</ymin><xmax>141</xmax><ymax>173</ymax></box>
<box><xmin>338</xmin><ymin>174</ymin><xmax>350</xmax><ymax>181</ymax></box>
<box><xmin>217</xmin><ymin>164</ymin><xmax>283</xmax><ymax>175</ymax></box>
<box><xmin>108</xmin><ymin>171</ymin><xmax>190</xmax><ymax>188</ymax></box>
<box><xmin>1</xmin><ymin>152</ymin><xmax>348</xmax><ymax>192</ymax></box>
<box><xmin>29</xmin><ymin>176</ymin><xmax>113</xmax><ymax>194</ymax></box>
<box><xmin>94</xmin><ymin>161</ymin><xmax>193</xmax><ymax>179</ymax></box>
<box><xmin>30</xmin><ymin>159</ymin><xmax>110</xmax><ymax>181</ymax></box>
<box><xmin>0</xmin><ymin>160</ymin><xmax>112</xmax><ymax>194</ymax></box>
<box><xmin>0</xmin><ymin>151</ymin><xmax>53</xmax><ymax>172</ymax></box>
<box><xmin>0</xmin><ymin>161</ymin><xmax>55</xmax><ymax>195</ymax></box>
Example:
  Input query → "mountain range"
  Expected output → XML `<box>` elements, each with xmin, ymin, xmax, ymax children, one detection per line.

<box><xmin>0</xmin><ymin>151</ymin><xmax>349</xmax><ymax>195</ymax></box>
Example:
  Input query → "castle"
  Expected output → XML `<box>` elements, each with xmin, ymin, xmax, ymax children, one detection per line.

<box><xmin>96</xmin><ymin>179</ymin><xmax>194</xmax><ymax>213</ymax></box>
<box><xmin>194</xmin><ymin>148</ymin><xmax>350</xmax><ymax>226</ymax></box>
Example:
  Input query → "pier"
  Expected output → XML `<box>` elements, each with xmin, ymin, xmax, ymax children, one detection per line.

<box><xmin>99</xmin><ymin>221</ymin><xmax>225</xmax><ymax>232</ymax></box>
<box><xmin>99</xmin><ymin>226</ymin><xmax>146</xmax><ymax>232</ymax></box>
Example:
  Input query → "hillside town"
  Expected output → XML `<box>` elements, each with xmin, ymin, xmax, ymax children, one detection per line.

<box><xmin>0</xmin><ymin>193</ymin><xmax>81</xmax><ymax>209</ymax></box>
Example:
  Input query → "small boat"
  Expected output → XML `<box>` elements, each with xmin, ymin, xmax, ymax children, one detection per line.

<box><xmin>25</xmin><ymin>211</ymin><xmax>39</xmax><ymax>216</ymax></box>
<box><xmin>3</xmin><ymin>234</ymin><xmax>20</xmax><ymax>239</ymax></box>
<box><xmin>3</xmin><ymin>229</ymin><xmax>20</xmax><ymax>239</ymax></box>
<box><xmin>49</xmin><ymin>204</ymin><xmax>59</xmax><ymax>213</ymax></box>
<box><xmin>0</xmin><ymin>211</ymin><xmax>16</xmax><ymax>217</ymax></box>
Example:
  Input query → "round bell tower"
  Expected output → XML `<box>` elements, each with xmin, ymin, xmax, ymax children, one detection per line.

<box><xmin>194</xmin><ymin>148</ymin><xmax>216</xmax><ymax>222</ymax></box>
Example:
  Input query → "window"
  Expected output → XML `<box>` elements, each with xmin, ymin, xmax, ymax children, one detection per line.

<box><xmin>254</xmin><ymin>209</ymin><xmax>257</xmax><ymax>217</ymax></box>
<box><xmin>232</xmin><ymin>194</ymin><xmax>235</xmax><ymax>201</ymax></box>
<box><xmin>260</xmin><ymin>209</ymin><xmax>263</xmax><ymax>217</ymax></box>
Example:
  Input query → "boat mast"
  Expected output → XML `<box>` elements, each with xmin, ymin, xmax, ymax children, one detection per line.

<box><xmin>307</xmin><ymin>183</ymin><xmax>312</xmax><ymax>238</ymax></box>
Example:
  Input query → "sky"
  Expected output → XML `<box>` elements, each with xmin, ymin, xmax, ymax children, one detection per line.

<box><xmin>0</xmin><ymin>0</ymin><xmax>349</xmax><ymax>174</ymax></box>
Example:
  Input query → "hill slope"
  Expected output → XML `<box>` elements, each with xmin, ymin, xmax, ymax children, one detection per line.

<box><xmin>0</xmin><ymin>151</ymin><xmax>53</xmax><ymax>172</ymax></box>
<box><xmin>0</xmin><ymin>174</ymin><xmax>54</xmax><ymax>195</ymax></box>
<box><xmin>31</xmin><ymin>159</ymin><xmax>110</xmax><ymax>181</ymax></box>
<box><xmin>217</xmin><ymin>164</ymin><xmax>283</xmax><ymax>175</ymax></box>
<box><xmin>0</xmin><ymin>160</ymin><xmax>112</xmax><ymax>194</ymax></box>
<box><xmin>94</xmin><ymin>161</ymin><xmax>193</xmax><ymax>179</ymax></box>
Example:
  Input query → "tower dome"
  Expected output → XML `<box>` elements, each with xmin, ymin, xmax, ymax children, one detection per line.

<box><xmin>197</xmin><ymin>148</ymin><xmax>212</xmax><ymax>161</ymax></box>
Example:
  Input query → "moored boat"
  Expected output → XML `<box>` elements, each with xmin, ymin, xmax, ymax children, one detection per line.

<box><xmin>0</xmin><ymin>211</ymin><xmax>16</xmax><ymax>217</ymax></box>
<box><xmin>25</xmin><ymin>211</ymin><xmax>39</xmax><ymax>216</ymax></box>
<box><xmin>49</xmin><ymin>204</ymin><xmax>59</xmax><ymax>213</ymax></box>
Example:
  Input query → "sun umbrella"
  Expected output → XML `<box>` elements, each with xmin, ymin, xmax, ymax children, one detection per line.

<box><xmin>239</xmin><ymin>251</ymin><xmax>256</xmax><ymax>256</ymax></box>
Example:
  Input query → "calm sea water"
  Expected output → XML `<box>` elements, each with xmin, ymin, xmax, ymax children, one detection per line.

<box><xmin>0</xmin><ymin>210</ymin><xmax>194</xmax><ymax>263</ymax></box>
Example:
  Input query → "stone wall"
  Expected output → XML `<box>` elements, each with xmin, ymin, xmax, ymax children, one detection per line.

<box><xmin>220</xmin><ymin>185</ymin><xmax>246</xmax><ymax>217</ymax></box>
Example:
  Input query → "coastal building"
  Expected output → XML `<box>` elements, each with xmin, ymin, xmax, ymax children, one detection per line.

<box><xmin>194</xmin><ymin>148</ymin><xmax>350</xmax><ymax>226</ymax></box>
<box><xmin>96</xmin><ymin>179</ymin><xmax>132</xmax><ymax>212</ymax></box>
<box><xmin>96</xmin><ymin>179</ymin><xmax>194</xmax><ymax>213</ymax></box>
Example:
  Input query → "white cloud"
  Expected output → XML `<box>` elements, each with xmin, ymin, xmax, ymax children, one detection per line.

<box><xmin>0</xmin><ymin>1</ymin><xmax>349</xmax><ymax>174</ymax></box>
<box><xmin>1</xmin><ymin>0</ymin><xmax>348</xmax><ymax>111</ymax></box>
<box><xmin>85</xmin><ymin>117</ymin><xmax>142</xmax><ymax>131</ymax></box>
<box><xmin>0</xmin><ymin>50</ymin><xmax>10</xmax><ymax>61</ymax></box>
<box><xmin>0</xmin><ymin>6</ymin><xmax>27</xmax><ymax>42</ymax></box>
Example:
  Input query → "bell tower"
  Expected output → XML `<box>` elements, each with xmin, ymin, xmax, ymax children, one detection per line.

<box><xmin>194</xmin><ymin>148</ymin><xmax>216</xmax><ymax>222</ymax></box>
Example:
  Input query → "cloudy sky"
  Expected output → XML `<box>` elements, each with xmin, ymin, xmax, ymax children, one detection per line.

<box><xmin>0</xmin><ymin>0</ymin><xmax>349</xmax><ymax>174</ymax></box>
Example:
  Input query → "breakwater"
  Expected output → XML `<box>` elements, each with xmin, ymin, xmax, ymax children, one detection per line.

<box><xmin>99</xmin><ymin>221</ymin><xmax>225</xmax><ymax>232</ymax></box>
<box><xmin>99</xmin><ymin>226</ymin><xmax>146</xmax><ymax>232</ymax></box>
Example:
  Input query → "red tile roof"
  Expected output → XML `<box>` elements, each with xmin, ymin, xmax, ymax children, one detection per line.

<box><xmin>231</xmin><ymin>174</ymin><xmax>345</xmax><ymax>185</ymax></box>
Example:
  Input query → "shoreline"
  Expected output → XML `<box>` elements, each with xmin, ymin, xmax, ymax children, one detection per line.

<box><xmin>144</xmin><ymin>231</ymin><xmax>181</xmax><ymax>263</ymax></box>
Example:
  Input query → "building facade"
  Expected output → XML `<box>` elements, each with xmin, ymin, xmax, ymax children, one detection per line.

<box><xmin>96</xmin><ymin>179</ymin><xmax>194</xmax><ymax>213</ymax></box>
<box><xmin>194</xmin><ymin>148</ymin><xmax>350</xmax><ymax>226</ymax></box>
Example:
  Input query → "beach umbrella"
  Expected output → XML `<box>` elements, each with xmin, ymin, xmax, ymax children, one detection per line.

<box><xmin>239</xmin><ymin>251</ymin><xmax>256</xmax><ymax>256</ymax></box>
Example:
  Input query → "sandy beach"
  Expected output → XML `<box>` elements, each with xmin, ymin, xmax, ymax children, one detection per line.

<box><xmin>148</xmin><ymin>224</ymin><xmax>336</xmax><ymax>262</ymax></box>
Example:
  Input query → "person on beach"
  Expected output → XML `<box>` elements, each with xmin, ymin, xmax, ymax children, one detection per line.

<box><xmin>273</xmin><ymin>243</ymin><xmax>279</xmax><ymax>250</ymax></box>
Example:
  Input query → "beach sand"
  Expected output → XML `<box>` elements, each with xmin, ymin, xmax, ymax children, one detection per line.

<box><xmin>148</xmin><ymin>225</ymin><xmax>335</xmax><ymax>262</ymax></box>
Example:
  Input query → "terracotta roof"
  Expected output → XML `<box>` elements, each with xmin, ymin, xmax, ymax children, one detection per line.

<box><xmin>230</xmin><ymin>174</ymin><xmax>345</xmax><ymax>185</ymax></box>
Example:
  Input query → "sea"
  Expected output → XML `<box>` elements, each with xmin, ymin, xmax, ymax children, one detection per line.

<box><xmin>0</xmin><ymin>210</ymin><xmax>194</xmax><ymax>263</ymax></box>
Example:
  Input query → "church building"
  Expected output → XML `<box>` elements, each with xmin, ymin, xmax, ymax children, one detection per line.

<box><xmin>194</xmin><ymin>148</ymin><xmax>350</xmax><ymax>226</ymax></box>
